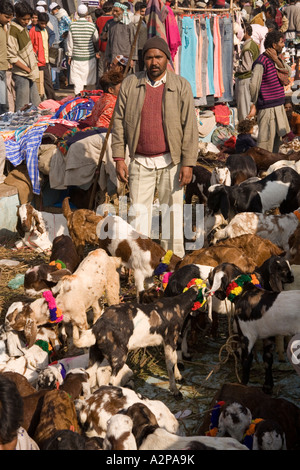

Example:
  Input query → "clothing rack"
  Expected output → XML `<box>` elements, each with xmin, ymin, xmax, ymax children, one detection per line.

<box><xmin>172</xmin><ymin>0</ymin><xmax>240</xmax><ymax>15</ymax></box>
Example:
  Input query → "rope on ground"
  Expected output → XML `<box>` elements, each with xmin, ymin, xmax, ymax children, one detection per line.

<box><xmin>205</xmin><ymin>302</ymin><xmax>241</xmax><ymax>383</ymax></box>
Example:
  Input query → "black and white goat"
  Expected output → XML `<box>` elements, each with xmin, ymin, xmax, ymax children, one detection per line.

<box><xmin>72</xmin><ymin>286</ymin><xmax>203</xmax><ymax>397</ymax></box>
<box><xmin>216</xmin><ymin>402</ymin><xmax>286</xmax><ymax>450</ymax></box>
<box><xmin>210</xmin><ymin>154</ymin><xmax>258</xmax><ymax>187</ymax></box>
<box><xmin>104</xmin><ymin>403</ymin><xmax>249</xmax><ymax>450</ymax></box>
<box><xmin>207</xmin><ymin>167</ymin><xmax>300</xmax><ymax>221</ymax></box>
<box><xmin>206</xmin><ymin>262</ymin><xmax>300</xmax><ymax>393</ymax></box>
<box><xmin>210</xmin><ymin>209</ymin><xmax>300</xmax><ymax>252</ymax></box>
<box><xmin>185</xmin><ymin>165</ymin><xmax>212</xmax><ymax>204</ymax></box>
<box><xmin>24</xmin><ymin>235</ymin><xmax>80</xmax><ymax>296</ymax></box>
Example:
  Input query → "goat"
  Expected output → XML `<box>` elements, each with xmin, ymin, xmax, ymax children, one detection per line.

<box><xmin>207</xmin><ymin>167</ymin><xmax>300</xmax><ymax>221</ymax></box>
<box><xmin>210</xmin><ymin>166</ymin><xmax>231</xmax><ymax>186</ymax></box>
<box><xmin>96</xmin><ymin>214</ymin><xmax>181</xmax><ymax>296</ymax></box>
<box><xmin>164</xmin><ymin>255</ymin><xmax>293</xmax><ymax>342</ymax></box>
<box><xmin>32</xmin><ymin>389</ymin><xmax>81</xmax><ymax>449</ymax></box>
<box><xmin>75</xmin><ymin>385</ymin><xmax>180</xmax><ymax>438</ymax></box>
<box><xmin>206</xmin><ymin>401</ymin><xmax>286</xmax><ymax>450</ymax></box>
<box><xmin>0</xmin><ymin>371</ymin><xmax>36</xmax><ymax>397</ymax></box>
<box><xmin>263</xmin><ymin>159</ymin><xmax>300</xmax><ymax>176</ymax></box>
<box><xmin>108</xmin><ymin>403</ymin><xmax>249</xmax><ymax>450</ymax></box>
<box><xmin>199</xmin><ymin>383</ymin><xmax>300</xmax><ymax>450</ymax></box>
<box><xmin>36</xmin><ymin>353</ymin><xmax>89</xmax><ymax>391</ymax></box>
<box><xmin>225</xmin><ymin>154</ymin><xmax>258</xmax><ymax>185</ymax></box>
<box><xmin>185</xmin><ymin>165</ymin><xmax>212</xmax><ymax>204</ymax></box>
<box><xmin>288</xmin><ymin>225</ymin><xmax>300</xmax><ymax>264</ymax></box>
<box><xmin>103</xmin><ymin>414</ymin><xmax>138</xmax><ymax>450</ymax></box>
<box><xmin>15</xmin><ymin>203</ymin><xmax>69</xmax><ymax>253</ymax></box>
<box><xmin>210</xmin><ymin>209</ymin><xmax>300</xmax><ymax>252</ymax></box>
<box><xmin>5</xmin><ymin>249</ymin><xmax>122</xmax><ymax>348</ymax></box>
<box><xmin>243</xmin><ymin>147</ymin><xmax>300</xmax><ymax>172</ymax></box>
<box><xmin>62</xmin><ymin>197</ymin><xmax>105</xmax><ymax>258</ymax></box>
<box><xmin>0</xmin><ymin>326</ymin><xmax>61</xmax><ymax>385</ymax></box>
<box><xmin>178</xmin><ymin>234</ymin><xmax>284</xmax><ymax>272</ymax></box>
<box><xmin>72</xmin><ymin>286</ymin><xmax>203</xmax><ymax>397</ymax></box>
<box><xmin>207</xmin><ymin>262</ymin><xmax>300</xmax><ymax>393</ymax></box>
<box><xmin>42</xmin><ymin>430</ymin><xmax>103</xmax><ymax>450</ymax></box>
<box><xmin>24</xmin><ymin>235</ymin><xmax>81</xmax><ymax>296</ymax></box>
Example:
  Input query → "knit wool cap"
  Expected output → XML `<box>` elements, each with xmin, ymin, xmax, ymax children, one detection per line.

<box><xmin>142</xmin><ymin>37</ymin><xmax>171</xmax><ymax>60</ymax></box>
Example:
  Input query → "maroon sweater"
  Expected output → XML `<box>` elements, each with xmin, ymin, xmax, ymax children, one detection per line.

<box><xmin>135</xmin><ymin>83</ymin><xmax>170</xmax><ymax>157</ymax></box>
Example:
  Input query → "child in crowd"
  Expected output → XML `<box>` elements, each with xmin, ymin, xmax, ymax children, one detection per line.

<box><xmin>87</xmin><ymin>69</ymin><xmax>124</xmax><ymax>128</ymax></box>
<box><xmin>7</xmin><ymin>1</ymin><xmax>40</xmax><ymax>110</ymax></box>
<box><xmin>29</xmin><ymin>11</ymin><xmax>56</xmax><ymax>100</ymax></box>
<box><xmin>27</xmin><ymin>9</ymin><xmax>39</xmax><ymax>30</ymax></box>
<box><xmin>284</xmin><ymin>96</ymin><xmax>300</xmax><ymax>136</ymax></box>
<box><xmin>235</xmin><ymin>118</ymin><xmax>257</xmax><ymax>153</ymax></box>
<box><xmin>0</xmin><ymin>375</ymin><xmax>39</xmax><ymax>450</ymax></box>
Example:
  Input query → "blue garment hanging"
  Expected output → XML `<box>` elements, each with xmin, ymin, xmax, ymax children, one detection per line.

<box><xmin>205</xmin><ymin>16</ymin><xmax>215</xmax><ymax>96</ymax></box>
<box><xmin>180</xmin><ymin>16</ymin><xmax>198</xmax><ymax>97</ymax></box>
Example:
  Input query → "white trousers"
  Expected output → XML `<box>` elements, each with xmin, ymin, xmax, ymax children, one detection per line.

<box><xmin>128</xmin><ymin>159</ymin><xmax>185</xmax><ymax>258</ymax></box>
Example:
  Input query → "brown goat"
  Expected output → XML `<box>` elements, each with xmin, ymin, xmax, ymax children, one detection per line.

<box><xmin>288</xmin><ymin>225</ymin><xmax>300</xmax><ymax>264</ymax></box>
<box><xmin>33</xmin><ymin>389</ymin><xmax>81</xmax><ymax>448</ymax></box>
<box><xmin>178</xmin><ymin>234</ymin><xmax>284</xmax><ymax>271</ymax></box>
<box><xmin>244</xmin><ymin>147</ymin><xmax>300</xmax><ymax>172</ymax></box>
<box><xmin>62</xmin><ymin>197</ymin><xmax>106</xmax><ymax>258</ymax></box>
<box><xmin>0</xmin><ymin>371</ymin><xmax>36</xmax><ymax>397</ymax></box>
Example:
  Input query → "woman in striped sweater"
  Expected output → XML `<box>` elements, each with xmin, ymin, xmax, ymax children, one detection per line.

<box><xmin>66</xmin><ymin>4</ymin><xmax>99</xmax><ymax>95</ymax></box>
<box><xmin>248</xmin><ymin>30</ymin><xmax>291</xmax><ymax>152</ymax></box>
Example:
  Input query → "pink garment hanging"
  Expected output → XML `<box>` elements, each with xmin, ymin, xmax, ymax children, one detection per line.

<box><xmin>165</xmin><ymin>5</ymin><xmax>182</xmax><ymax>61</ymax></box>
<box><xmin>213</xmin><ymin>15</ymin><xmax>224</xmax><ymax>98</ymax></box>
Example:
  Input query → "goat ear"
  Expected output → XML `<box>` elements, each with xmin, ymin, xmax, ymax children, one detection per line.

<box><xmin>47</xmin><ymin>268</ymin><xmax>71</xmax><ymax>283</ymax></box>
<box><xmin>16</xmin><ymin>218</ymin><xmax>25</xmax><ymax>238</ymax></box>
<box><xmin>24</xmin><ymin>317</ymin><xmax>38</xmax><ymax>348</ymax></box>
<box><xmin>269</xmin><ymin>272</ymin><xmax>283</xmax><ymax>292</ymax></box>
<box><xmin>32</xmin><ymin>208</ymin><xmax>44</xmax><ymax>234</ymax></box>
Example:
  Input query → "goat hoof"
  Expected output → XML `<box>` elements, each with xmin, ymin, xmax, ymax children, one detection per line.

<box><xmin>173</xmin><ymin>391</ymin><xmax>183</xmax><ymax>400</ymax></box>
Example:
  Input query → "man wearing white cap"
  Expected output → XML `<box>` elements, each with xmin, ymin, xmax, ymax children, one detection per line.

<box><xmin>66</xmin><ymin>3</ymin><xmax>99</xmax><ymax>94</ymax></box>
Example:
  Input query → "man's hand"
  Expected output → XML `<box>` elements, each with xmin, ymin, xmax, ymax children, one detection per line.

<box><xmin>246</xmin><ymin>103</ymin><xmax>256</xmax><ymax>119</ymax></box>
<box><xmin>179</xmin><ymin>166</ymin><xmax>193</xmax><ymax>187</ymax></box>
<box><xmin>116</xmin><ymin>160</ymin><xmax>129</xmax><ymax>183</ymax></box>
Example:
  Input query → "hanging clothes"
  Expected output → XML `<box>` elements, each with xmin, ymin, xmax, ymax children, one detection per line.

<box><xmin>205</xmin><ymin>16</ymin><xmax>215</xmax><ymax>96</ymax></box>
<box><xmin>165</xmin><ymin>5</ymin><xmax>182</xmax><ymax>61</ymax></box>
<box><xmin>213</xmin><ymin>15</ymin><xmax>224</xmax><ymax>98</ymax></box>
<box><xmin>180</xmin><ymin>16</ymin><xmax>198</xmax><ymax>97</ymax></box>
<box><xmin>195</xmin><ymin>19</ymin><xmax>202</xmax><ymax>98</ymax></box>
<box><xmin>219</xmin><ymin>15</ymin><xmax>234</xmax><ymax>102</ymax></box>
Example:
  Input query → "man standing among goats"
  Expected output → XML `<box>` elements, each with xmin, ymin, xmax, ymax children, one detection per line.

<box><xmin>248</xmin><ymin>30</ymin><xmax>291</xmax><ymax>152</ymax></box>
<box><xmin>112</xmin><ymin>36</ymin><xmax>198</xmax><ymax>258</ymax></box>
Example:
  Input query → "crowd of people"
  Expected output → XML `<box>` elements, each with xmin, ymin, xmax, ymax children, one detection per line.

<box><xmin>0</xmin><ymin>0</ymin><xmax>148</xmax><ymax>110</ymax></box>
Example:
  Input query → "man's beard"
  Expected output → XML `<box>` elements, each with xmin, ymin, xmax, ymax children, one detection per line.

<box><xmin>113</xmin><ymin>14</ymin><xmax>122</xmax><ymax>22</ymax></box>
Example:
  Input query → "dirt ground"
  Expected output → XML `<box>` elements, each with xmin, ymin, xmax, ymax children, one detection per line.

<box><xmin>1</xmin><ymin>232</ymin><xmax>300</xmax><ymax>437</ymax></box>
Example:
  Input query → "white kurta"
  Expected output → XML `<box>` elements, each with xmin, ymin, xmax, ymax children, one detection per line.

<box><xmin>69</xmin><ymin>57</ymin><xmax>97</xmax><ymax>94</ymax></box>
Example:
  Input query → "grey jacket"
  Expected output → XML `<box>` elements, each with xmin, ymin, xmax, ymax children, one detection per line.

<box><xmin>111</xmin><ymin>70</ymin><xmax>199</xmax><ymax>167</ymax></box>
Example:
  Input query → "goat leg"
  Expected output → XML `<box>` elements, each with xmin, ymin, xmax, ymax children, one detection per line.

<box><xmin>164</xmin><ymin>343</ymin><xmax>182</xmax><ymax>398</ymax></box>
<box><xmin>262</xmin><ymin>337</ymin><xmax>275</xmax><ymax>395</ymax></box>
